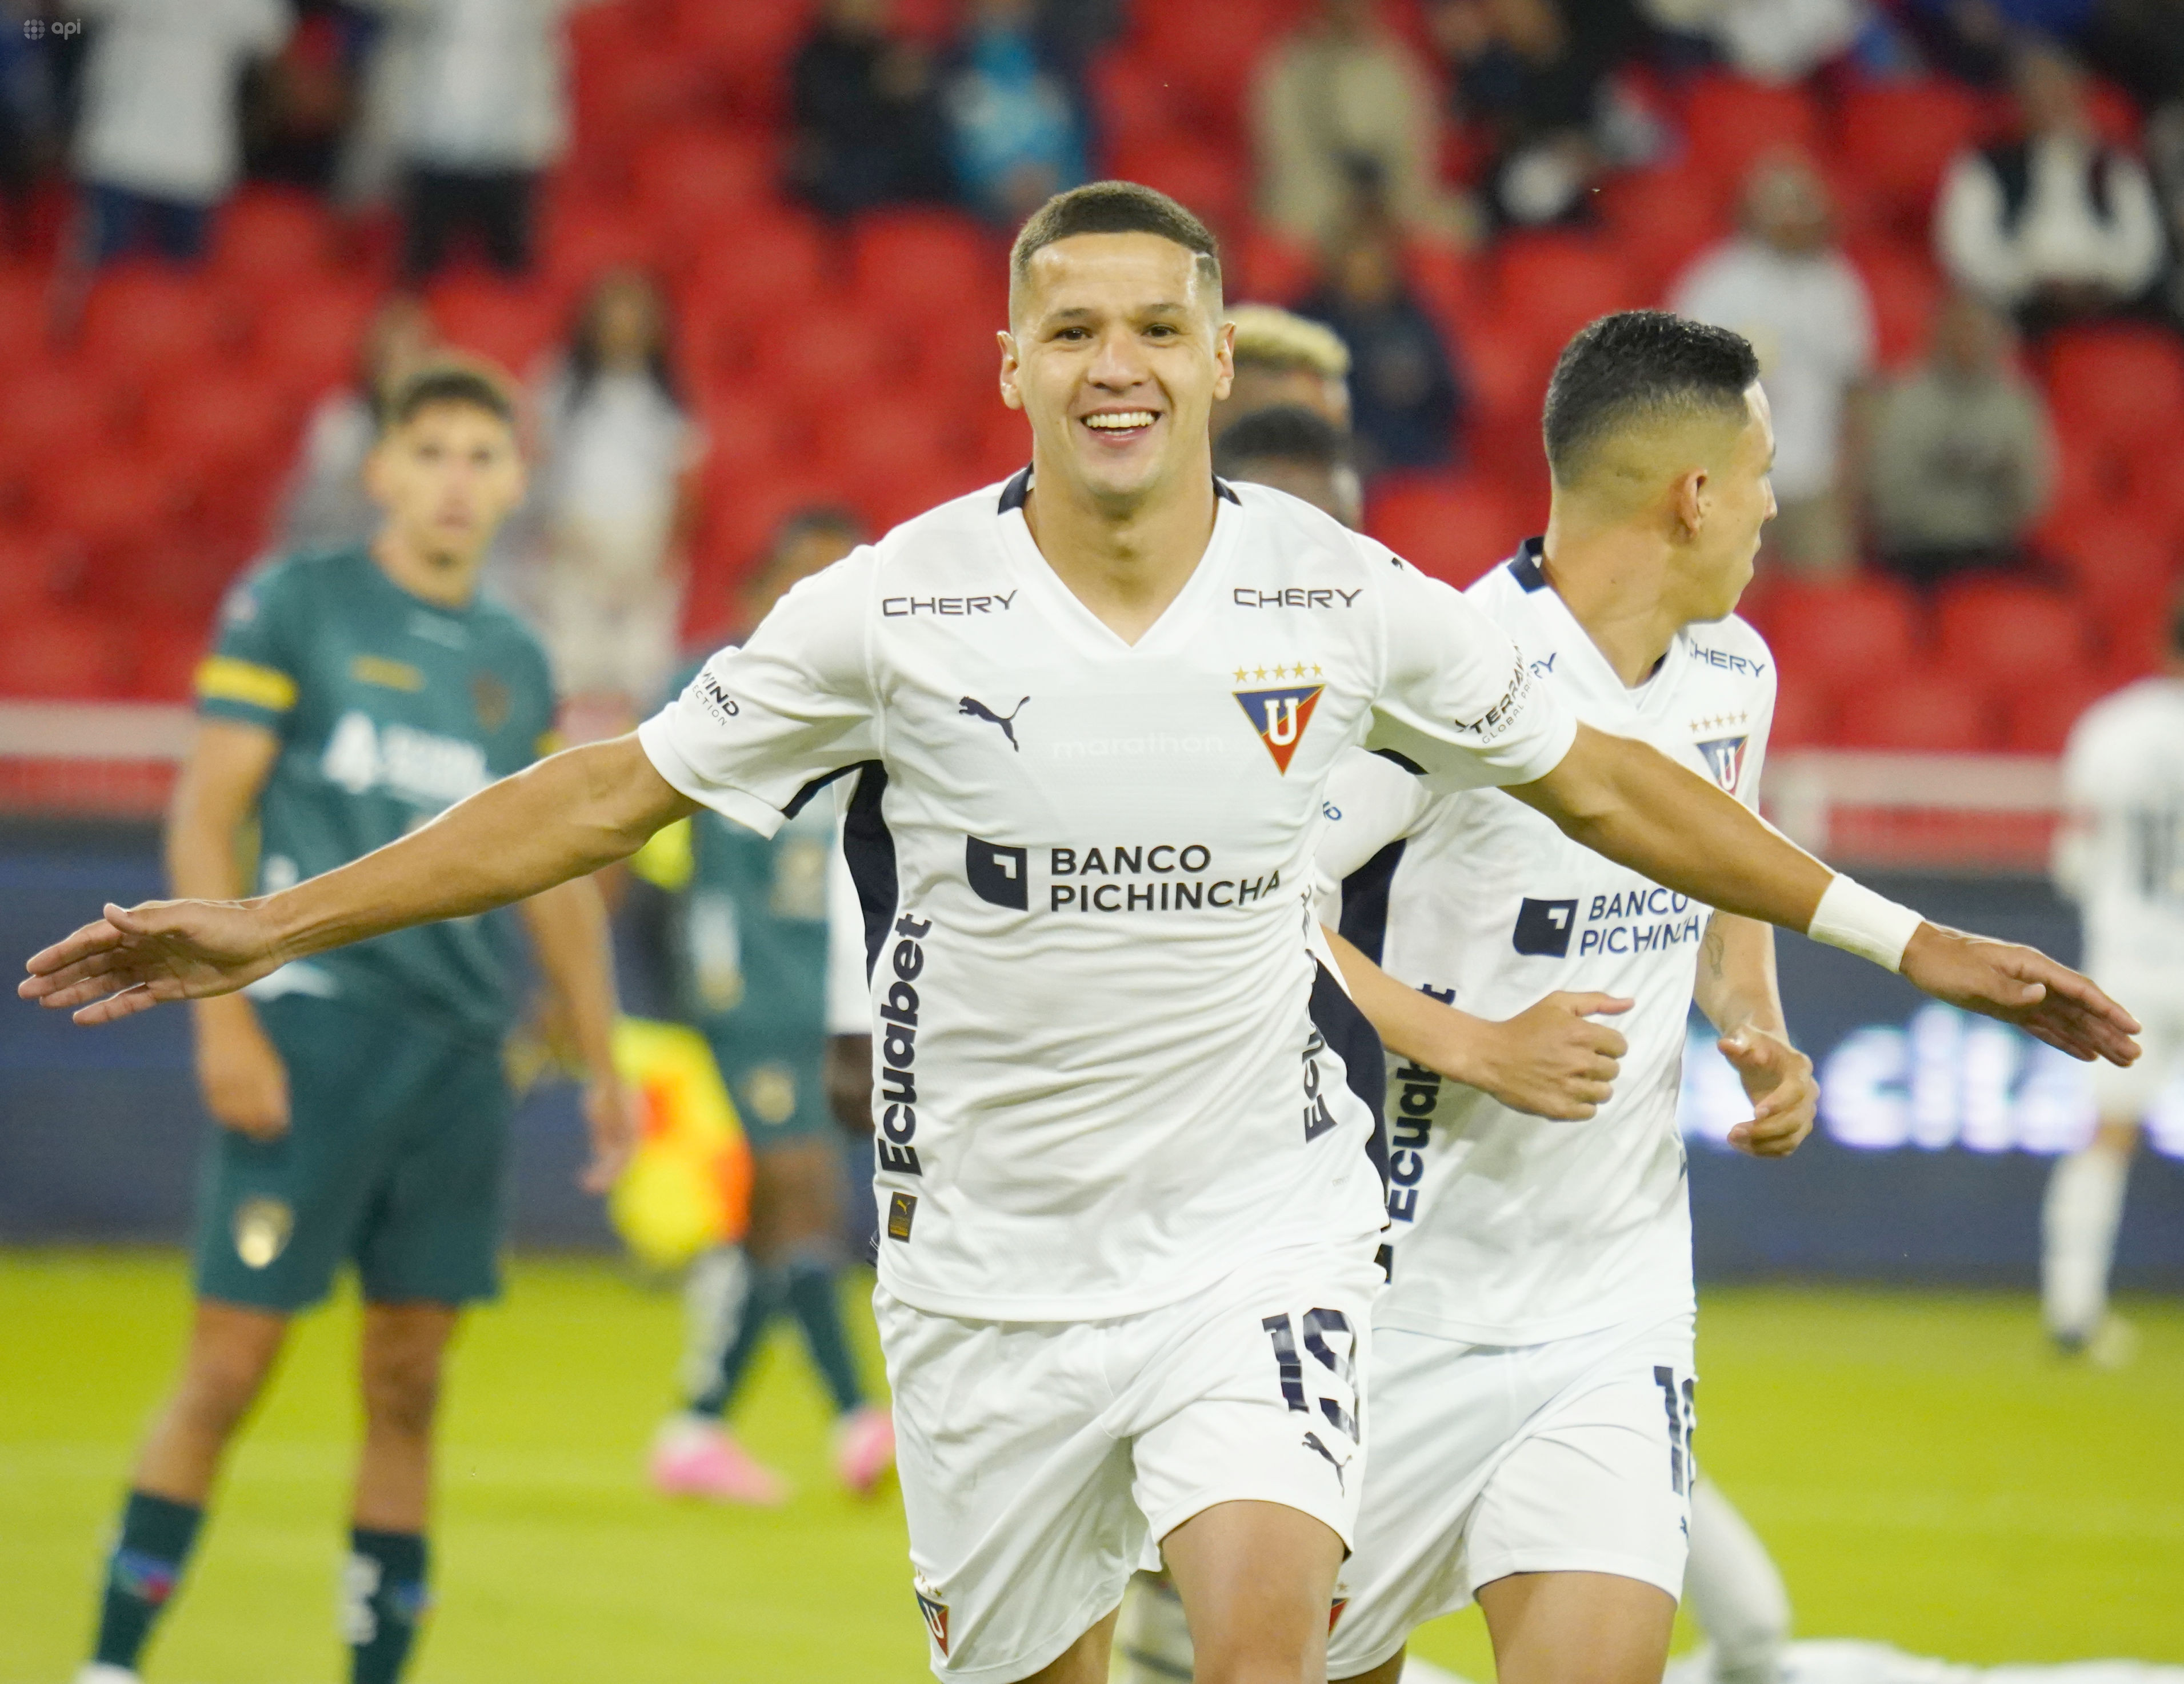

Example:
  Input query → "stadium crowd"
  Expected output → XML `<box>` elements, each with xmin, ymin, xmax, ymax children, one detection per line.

<box><xmin>1</xmin><ymin>0</ymin><xmax>2181</xmax><ymax>750</ymax></box>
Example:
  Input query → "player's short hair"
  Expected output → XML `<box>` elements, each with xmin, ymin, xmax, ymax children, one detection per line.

<box><xmin>1213</xmin><ymin>405</ymin><xmax>1351</xmax><ymax>478</ymax></box>
<box><xmin>1542</xmin><ymin>311</ymin><xmax>1760</xmax><ymax>488</ymax></box>
<box><xmin>381</xmin><ymin>357</ymin><xmax>519</xmax><ymax>434</ymax></box>
<box><xmin>1009</xmin><ymin>181</ymin><xmax>1222</xmax><ymax>319</ymax></box>
<box><xmin>1227</xmin><ymin>305</ymin><xmax>1350</xmax><ymax>379</ymax></box>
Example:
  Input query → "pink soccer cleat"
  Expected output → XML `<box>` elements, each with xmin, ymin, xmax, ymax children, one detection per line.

<box><xmin>834</xmin><ymin>1404</ymin><xmax>896</xmax><ymax>1495</ymax></box>
<box><xmin>649</xmin><ymin>1415</ymin><xmax>791</xmax><ymax>1507</ymax></box>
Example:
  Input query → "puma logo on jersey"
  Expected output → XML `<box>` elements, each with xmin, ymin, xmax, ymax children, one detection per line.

<box><xmin>959</xmin><ymin>695</ymin><xmax>1027</xmax><ymax>751</ymax></box>
<box><xmin>1302</xmin><ymin>1430</ymin><xmax>1349</xmax><ymax>1491</ymax></box>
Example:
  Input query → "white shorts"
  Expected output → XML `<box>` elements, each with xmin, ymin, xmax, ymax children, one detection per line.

<box><xmin>877</xmin><ymin>1238</ymin><xmax>1383</xmax><ymax>1683</ymax></box>
<box><xmin>1326</xmin><ymin>1311</ymin><xmax>1697</xmax><ymax>1678</ymax></box>
<box><xmin>2086</xmin><ymin>966</ymin><xmax>2184</xmax><ymax>1119</ymax></box>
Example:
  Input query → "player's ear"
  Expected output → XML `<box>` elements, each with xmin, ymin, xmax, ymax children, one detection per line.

<box><xmin>1671</xmin><ymin>466</ymin><xmax>1709</xmax><ymax>540</ymax></box>
<box><xmin>998</xmin><ymin>330</ymin><xmax>1024</xmax><ymax>411</ymax></box>
<box><xmin>1211</xmin><ymin>318</ymin><xmax>1236</xmax><ymax>403</ymax></box>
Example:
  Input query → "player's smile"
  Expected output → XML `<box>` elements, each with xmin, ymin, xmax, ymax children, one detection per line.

<box><xmin>1075</xmin><ymin>404</ymin><xmax>1163</xmax><ymax>449</ymax></box>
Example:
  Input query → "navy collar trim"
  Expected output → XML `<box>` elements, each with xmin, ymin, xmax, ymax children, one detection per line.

<box><xmin>997</xmin><ymin>466</ymin><xmax>1243</xmax><ymax>515</ymax></box>
<box><xmin>1507</xmin><ymin>537</ymin><xmax>1548</xmax><ymax>592</ymax></box>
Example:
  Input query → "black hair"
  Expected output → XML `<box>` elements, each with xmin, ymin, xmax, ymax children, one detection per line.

<box><xmin>1213</xmin><ymin>405</ymin><xmax>1350</xmax><ymax>478</ymax></box>
<box><xmin>565</xmin><ymin>269</ymin><xmax>681</xmax><ymax>406</ymax></box>
<box><xmin>381</xmin><ymin>359</ymin><xmax>518</xmax><ymax>434</ymax></box>
<box><xmin>1541</xmin><ymin>311</ymin><xmax>1761</xmax><ymax>487</ymax></box>
<box><xmin>1010</xmin><ymin>181</ymin><xmax>1222</xmax><ymax>309</ymax></box>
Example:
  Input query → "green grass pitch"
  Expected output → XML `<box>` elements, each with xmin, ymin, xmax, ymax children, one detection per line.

<box><xmin>2</xmin><ymin>1251</ymin><xmax>2178</xmax><ymax>1683</ymax></box>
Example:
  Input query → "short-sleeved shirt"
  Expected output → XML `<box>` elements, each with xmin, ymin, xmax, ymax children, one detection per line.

<box><xmin>197</xmin><ymin>547</ymin><xmax>557</xmax><ymax>1041</ymax></box>
<box><xmin>666</xmin><ymin>661</ymin><xmax>834</xmax><ymax>1060</ymax></box>
<box><xmin>1315</xmin><ymin>545</ymin><xmax>1778</xmax><ymax>1346</ymax></box>
<box><xmin>2062</xmin><ymin>676</ymin><xmax>2184</xmax><ymax>984</ymax></box>
<box><xmin>637</xmin><ymin>472</ymin><xmax>1576</xmax><ymax>1322</ymax></box>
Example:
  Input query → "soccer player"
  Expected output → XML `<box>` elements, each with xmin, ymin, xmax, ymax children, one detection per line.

<box><xmin>1211</xmin><ymin>403</ymin><xmax>1363</xmax><ymax>529</ymax></box>
<box><xmin>1215</xmin><ymin>302</ymin><xmax>1353</xmax><ymax>437</ymax></box>
<box><xmin>25</xmin><ymin>185</ymin><xmax>2136</xmax><ymax>1684</ymax></box>
<box><xmin>1313</xmin><ymin>311</ymin><xmax>1819</xmax><ymax>1684</ymax></box>
<box><xmin>68</xmin><ymin>361</ymin><xmax>631</xmax><ymax>1684</ymax></box>
<box><xmin>649</xmin><ymin>508</ymin><xmax>895</xmax><ymax>1504</ymax></box>
<box><xmin>2043</xmin><ymin>600</ymin><xmax>2184</xmax><ymax>1363</ymax></box>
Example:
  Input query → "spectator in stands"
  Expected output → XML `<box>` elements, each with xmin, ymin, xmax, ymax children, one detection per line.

<box><xmin>239</xmin><ymin>2</ymin><xmax>367</xmax><ymax>191</ymax></box>
<box><xmin>943</xmin><ymin>0</ymin><xmax>1088</xmax><ymax>227</ymax></box>
<box><xmin>1217</xmin><ymin>303</ymin><xmax>1354</xmax><ymax>438</ymax></box>
<box><xmin>68</xmin><ymin>0</ymin><xmax>293</xmax><ymax>267</ymax></box>
<box><xmin>1639</xmin><ymin>0</ymin><xmax>1871</xmax><ymax>82</ymax></box>
<box><xmin>1299</xmin><ymin>210</ymin><xmax>1466</xmax><ymax>475</ymax></box>
<box><xmin>789</xmin><ymin>0</ymin><xmax>955</xmax><ymax>219</ymax></box>
<box><xmin>526</xmin><ymin>269</ymin><xmax>704</xmax><ymax>721</ymax></box>
<box><xmin>1253</xmin><ymin>0</ymin><xmax>1471</xmax><ymax>249</ymax></box>
<box><xmin>1936</xmin><ymin>40</ymin><xmax>2165</xmax><ymax>333</ymax></box>
<box><xmin>1427</xmin><ymin>0</ymin><xmax>1650</xmax><ymax>228</ymax></box>
<box><xmin>0</xmin><ymin>2</ymin><xmax>58</xmax><ymax>254</ymax></box>
<box><xmin>1673</xmin><ymin>151</ymin><xmax>1874</xmax><ymax>577</ymax></box>
<box><xmin>275</xmin><ymin>293</ymin><xmax>440</xmax><ymax>554</ymax></box>
<box><xmin>1869</xmin><ymin>293</ymin><xmax>2055</xmax><ymax>588</ymax></box>
<box><xmin>1213</xmin><ymin>403</ymin><xmax>1365</xmax><ymax>528</ymax></box>
<box><xmin>2151</xmin><ymin>102</ymin><xmax>2184</xmax><ymax>325</ymax></box>
<box><xmin>385</xmin><ymin>0</ymin><xmax>583</xmax><ymax>282</ymax></box>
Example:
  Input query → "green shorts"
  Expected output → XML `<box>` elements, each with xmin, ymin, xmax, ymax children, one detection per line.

<box><xmin>707</xmin><ymin>1031</ymin><xmax>835</xmax><ymax>1150</ymax></box>
<box><xmin>192</xmin><ymin>994</ymin><xmax>510</xmax><ymax>1314</ymax></box>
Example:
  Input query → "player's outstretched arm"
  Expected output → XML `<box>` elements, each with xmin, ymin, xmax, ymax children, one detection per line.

<box><xmin>1321</xmin><ymin>927</ymin><xmax>1633</xmax><ymax>1120</ymax></box>
<box><xmin>22</xmin><ymin>735</ymin><xmax>697</xmax><ymax>1026</ymax></box>
<box><xmin>1509</xmin><ymin>723</ymin><xmax>2141</xmax><ymax>1066</ymax></box>
<box><xmin>1694</xmin><ymin>913</ymin><xmax>1816</xmax><ymax>1158</ymax></box>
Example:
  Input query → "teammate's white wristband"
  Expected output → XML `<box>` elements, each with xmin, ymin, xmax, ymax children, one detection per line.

<box><xmin>1806</xmin><ymin>874</ymin><xmax>1926</xmax><ymax>973</ymax></box>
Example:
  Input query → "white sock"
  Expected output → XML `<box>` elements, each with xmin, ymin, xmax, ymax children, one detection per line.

<box><xmin>1686</xmin><ymin>1479</ymin><xmax>1791</xmax><ymax>1684</ymax></box>
<box><xmin>2042</xmin><ymin>1146</ymin><xmax>2130</xmax><ymax>1341</ymax></box>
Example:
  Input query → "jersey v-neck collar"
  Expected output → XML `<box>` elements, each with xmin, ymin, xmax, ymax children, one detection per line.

<box><xmin>1506</xmin><ymin>539</ymin><xmax>1685</xmax><ymax>719</ymax></box>
<box><xmin>993</xmin><ymin>466</ymin><xmax>1245</xmax><ymax>657</ymax></box>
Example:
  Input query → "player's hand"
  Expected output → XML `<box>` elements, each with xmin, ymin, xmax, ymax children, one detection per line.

<box><xmin>1468</xmin><ymin>992</ymin><xmax>1634</xmax><ymax>1121</ymax></box>
<box><xmin>1899</xmin><ymin>923</ymin><xmax>2141</xmax><ymax>1066</ymax></box>
<box><xmin>579</xmin><ymin>1070</ymin><xmax>640</xmax><ymax>1195</ymax></box>
<box><xmin>1717</xmin><ymin>1025</ymin><xmax>1814</xmax><ymax>1158</ymax></box>
<box><xmin>19</xmin><ymin>899</ymin><xmax>285</xmax><ymax>1025</ymax></box>
<box><xmin>195</xmin><ymin>1002</ymin><xmax>291</xmax><ymax>1141</ymax></box>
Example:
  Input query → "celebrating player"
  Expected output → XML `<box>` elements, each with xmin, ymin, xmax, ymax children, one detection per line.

<box><xmin>1313</xmin><ymin>311</ymin><xmax>1815</xmax><ymax>1684</ymax></box>
<box><xmin>70</xmin><ymin>362</ymin><xmax>631</xmax><ymax>1684</ymax></box>
<box><xmin>2043</xmin><ymin>600</ymin><xmax>2184</xmax><ymax>1364</ymax></box>
<box><xmin>25</xmin><ymin>186</ymin><xmax>2137</xmax><ymax>1684</ymax></box>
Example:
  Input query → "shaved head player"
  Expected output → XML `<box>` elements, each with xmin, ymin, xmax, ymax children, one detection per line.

<box><xmin>26</xmin><ymin>185</ymin><xmax>2138</xmax><ymax>1684</ymax></box>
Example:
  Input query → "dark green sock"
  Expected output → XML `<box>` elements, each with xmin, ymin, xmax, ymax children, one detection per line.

<box><xmin>784</xmin><ymin>1253</ymin><xmax>865</xmax><ymax>1415</ymax></box>
<box><xmin>93</xmin><ymin>1489</ymin><xmax>203</xmax><ymax>1669</ymax></box>
<box><xmin>345</xmin><ymin>1529</ymin><xmax>429</xmax><ymax>1684</ymax></box>
<box><xmin>690</xmin><ymin>1262</ymin><xmax>785</xmax><ymax>1418</ymax></box>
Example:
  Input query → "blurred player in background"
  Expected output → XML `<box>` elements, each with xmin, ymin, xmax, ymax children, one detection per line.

<box><xmin>2043</xmin><ymin>599</ymin><xmax>2184</xmax><ymax>1365</ymax></box>
<box><xmin>1214</xmin><ymin>301</ymin><xmax>1354</xmax><ymax>437</ymax></box>
<box><xmin>649</xmin><ymin>507</ymin><xmax>896</xmax><ymax>1505</ymax></box>
<box><xmin>1211</xmin><ymin>402</ymin><xmax>1363</xmax><ymax>529</ymax></box>
<box><xmin>1316</xmin><ymin>311</ymin><xmax>1815</xmax><ymax>1684</ymax></box>
<box><xmin>73</xmin><ymin>362</ymin><xmax>631</xmax><ymax>1684</ymax></box>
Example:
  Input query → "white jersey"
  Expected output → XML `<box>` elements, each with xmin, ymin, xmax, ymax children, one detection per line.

<box><xmin>639</xmin><ymin>473</ymin><xmax>1577</xmax><ymax>1321</ymax></box>
<box><xmin>1316</xmin><ymin>544</ymin><xmax>1776</xmax><ymax>1346</ymax></box>
<box><xmin>2060</xmin><ymin>677</ymin><xmax>2184</xmax><ymax>985</ymax></box>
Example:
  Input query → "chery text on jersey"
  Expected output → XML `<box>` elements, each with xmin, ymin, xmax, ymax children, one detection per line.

<box><xmin>1317</xmin><ymin>542</ymin><xmax>1777</xmax><ymax>1346</ymax></box>
<box><xmin>637</xmin><ymin>474</ymin><xmax>1577</xmax><ymax>1321</ymax></box>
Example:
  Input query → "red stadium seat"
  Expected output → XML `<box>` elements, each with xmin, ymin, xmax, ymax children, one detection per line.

<box><xmin>1596</xmin><ymin>165</ymin><xmax>1731</xmax><ymax>293</ymax></box>
<box><xmin>542</xmin><ymin>194</ymin><xmax>663</xmax><ymax>298</ymax></box>
<box><xmin>696</xmin><ymin>386</ymin><xmax>795</xmax><ymax>477</ymax></box>
<box><xmin>1766</xmin><ymin>662</ymin><xmax>1835</xmax><ymax>747</ymax></box>
<box><xmin>670</xmin><ymin>0</ymin><xmax>811</xmax><ymax>113</ymax></box>
<box><xmin>248</xmin><ymin>281</ymin><xmax>381</xmax><ymax>401</ymax></box>
<box><xmin>1089</xmin><ymin>50</ymin><xmax>1187</xmax><ymax>145</ymax></box>
<box><xmin>1835</xmin><ymin>81</ymin><xmax>1986</xmax><ymax>230</ymax></box>
<box><xmin>1762</xmin><ymin>573</ymin><xmax>1922</xmax><ymax>690</ymax></box>
<box><xmin>1232</xmin><ymin>226</ymin><xmax>1320</xmax><ymax>307</ymax></box>
<box><xmin>1365</xmin><ymin>473</ymin><xmax>1530</xmax><ymax>588</ymax></box>
<box><xmin>1680</xmin><ymin>76</ymin><xmax>1821</xmax><ymax>193</ymax></box>
<box><xmin>33</xmin><ymin>451</ymin><xmax>189</xmax><ymax>559</ymax></box>
<box><xmin>633</xmin><ymin>129</ymin><xmax>775</xmax><ymax>244</ymax></box>
<box><xmin>1934</xmin><ymin>578</ymin><xmax>2093</xmax><ymax>679</ymax></box>
<box><xmin>79</xmin><ymin>265</ymin><xmax>238</xmax><ymax>387</ymax></box>
<box><xmin>571</xmin><ymin>37</ymin><xmax>713</xmax><ymax>150</ymax></box>
<box><xmin>682</xmin><ymin>214</ymin><xmax>838</xmax><ymax>347</ymax></box>
<box><xmin>0</xmin><ymin>357</ymin><xmax>125</xmax><ymax>474</ymax></box>
<box><xmin>813</xmin><ymin>395</ymin><xmax>969</xmax><ymax>498</ymax></box>
<box><xmin>211</xmin><ymin>189</ymin><xmax>335</xmax><ymax>284</ymax></box>
<box><xmin>1494</xmin><ymin>233</ymin><xmax>1648</xmax><ymax>362</ymax></box>
<box><xmin>2043</xmin><ymin>326</ymin><xmax>2184</xmax><ymax>451</ymax></box>
<box><xmin>141</xmin><ymin>378</ymin><xmax>295</xmax><ymax>480</ymax></box>
<box><xmin>1105</xmin><ymin>135</ymin><xmax>1246</xmax><ymax>234</ymax></box>
<box><xmin>1845</xmin><ymin>237</ymin><xmax>1942</xmax><ymax>371</ymax></box>
<box><xmin>427</xmin><ymin>270</ymin><xmax>566</xmax><ymax>377</ymax></box>
<box><xmin>750</xmin><ymin>304</ymin><xmax>897</xmax><ymax>423</ymax></box>
<box><xmin>1834</xmin><ymin>667</ymin><xmax>1995</xmax><ymax>750</ymax></box>
<box><xmin>2038</xmin><ymin>509</ymin><xmax>2179</xmax><ymax>621</ymax></box>
<box><xmin>2003</xmin><ymin>666</ymin><xmax>2118</xmax><ymax>754</ymax></box>
<box><xmin>851</xmin><ymin>210</ymin><xmax>1003</xmax><ymax>329</ymax></box>
<box><xmin>0</xmin><ymin>607</ymin><xmax>138</xmax><ymax>699</ymax></box>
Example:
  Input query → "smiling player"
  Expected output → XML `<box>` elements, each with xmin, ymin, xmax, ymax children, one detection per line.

<box><xmin>23</xmin><ymin>186</ymin><xmax>2139</xmax><ymax>1684</ymax></box>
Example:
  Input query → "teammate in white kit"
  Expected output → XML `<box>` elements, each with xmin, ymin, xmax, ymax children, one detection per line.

<box><xmin>2043</xmin><ymin>604</ymin><xmax>2184</xmax><ymax>1362</ymax></box>
<box><xmin>22</xmin><ymin>187</ymin><xmax>2139</xmax><ymax>1684</ymax></box>
<box><xmin>1315</xmin><ymin>310</ymin><xmax>1822</xmax><ymax>1684</ymax></box>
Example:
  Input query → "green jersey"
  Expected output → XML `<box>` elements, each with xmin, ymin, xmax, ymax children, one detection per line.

<box><xmin>670</xmin><ymin>661</ymin><xmax>833</xmax><ymax>1058</ymax></box>
<box><xmin>196</xmin><ymin>547</ymin><xmax>557</xmax><ymax>1041</ymax></box>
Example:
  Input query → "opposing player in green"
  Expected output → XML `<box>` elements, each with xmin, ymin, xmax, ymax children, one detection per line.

<box><xmin>76</xmin><ymin>362</ymin><xmax>633</xmax><ymax>1684</ymax></box>
<box><xmin>644</xmin><ymin>508</ymin><xmax>896</xmax><ymax>1505</ymax></box>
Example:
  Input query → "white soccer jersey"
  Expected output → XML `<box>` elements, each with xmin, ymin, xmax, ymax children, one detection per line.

<box><xmin>1317</xmin><ymin>543</ymin><xmax>1777</xmax><ymax>1346</ymax></box>
<box><xmin>639</xmin><ymin>474</ymin><xmax>1576</xmax><ymax>1322</ymax></box>
<box><xmin>2060</xmin><ymin>677</ymin><xmax>2184</xmax><ymax>986</ymax></box>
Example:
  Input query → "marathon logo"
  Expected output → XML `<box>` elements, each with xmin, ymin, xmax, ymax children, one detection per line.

<box><xmin>1047</xmin><ymin>845</ymin><xmax>1281</xmax><ymax>912</ymax></box>
<box><xmin>1579</xmin><ymin>887</ymin><xmax>1703</xmax><ymax>957</ymax></box>
<box><xmin>875</xmin><ymin>913</ymin><xmax>931</xmax><ymax>1178</ymax></box>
